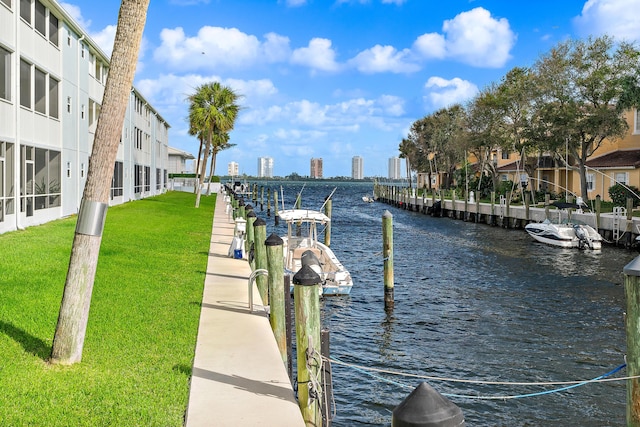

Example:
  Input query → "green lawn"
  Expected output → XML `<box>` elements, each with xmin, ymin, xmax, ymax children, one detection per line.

<box><xmin>0</xmin><ymin>191</ymin><xmax>215</xmax><ymax>426</ymax></box>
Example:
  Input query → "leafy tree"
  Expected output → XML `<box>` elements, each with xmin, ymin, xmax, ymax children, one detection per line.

<box><xmin>529</xmin><ymin>36</ymin><xmax>640</xmax><ymax>202</ymax></box>
<box><xmin>609</xmin><ymin>183</ymin><xmax>640</xmax><ymax>207</ymax></box>
<box><xmin>51</xmin><ymin>0</ymin><xmax>150</xmax><ymax>365</ymax></box>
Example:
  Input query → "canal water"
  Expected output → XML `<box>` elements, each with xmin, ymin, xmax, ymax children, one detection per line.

<box><xmin>247</xmin><ymin>180</ymin><xmax>636</xmax><ymax>426</ymax></box>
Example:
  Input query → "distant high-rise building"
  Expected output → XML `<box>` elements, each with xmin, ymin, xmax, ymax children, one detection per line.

<box><xmin>388</xmin><ymin>157</ymin><xmax>401</xmax><ymax>179</ymax></box>
<box><xmin>352</xmin><ymin>156</ymin><xmax>364</xmax><ymax>180</ymax></box>
<box><xmin>257</xmin><ymin>157</ymin><xmax>274</xmax><ymax>178</ymax></box>
<box><xmin>310</xmin><ymin>158</ymin><xmax>323</xmax><ymax>179</ymax></box>
<box><xmin>228</xmin><ymin>161</ymin><xmax>239</xmax><ymax>177</ymax></box>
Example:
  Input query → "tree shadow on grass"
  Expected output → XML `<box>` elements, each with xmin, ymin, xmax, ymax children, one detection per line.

<box><xmin>0</xmin><ymin>320</ymin><xmax>51</xmax><ymax>360</ymax></box>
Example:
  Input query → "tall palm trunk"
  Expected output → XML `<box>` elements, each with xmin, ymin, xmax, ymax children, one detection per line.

<box><xmin>193</xmin><ymin>134</ymin><xmax>203</xmax><ymax>194</ymax></box>
<box><xmin>50</xmin><ymin>0</ymin><xmax>149</xmax><ymax>365</ymax></box>
<box><xmin>195</xmin><ymin>135</ymin><xmax>211</xmax><ymax>208</ymax></box>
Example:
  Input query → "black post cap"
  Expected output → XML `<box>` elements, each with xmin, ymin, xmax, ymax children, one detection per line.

<box><xmin>293</xmin><ymin>264</ymin><xmax>321</xmax><ymax>286</ymax></box>
<box><xmin>392</xmin><ymin>382</ymin><xmax>464</xmax><ymax>427</ymax></box>
<box><xmin>247</xmin><ymin>210</ymin><xmax>257</xmax><ymax>218</ymax></box>
<box><xmin>265</xmin><ymin>233</ymin><xmax>283</xmax><ymax>246</ymax></box>
<box><xmin>254</xmin><ymin>217</ymin><xmax>266</xmax><ymax>227</ymax></box>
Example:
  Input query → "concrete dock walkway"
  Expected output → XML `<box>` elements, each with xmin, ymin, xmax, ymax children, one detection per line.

<box><xmin>185</xmin><ymin>194</ymin><xmax>304</xmax><ymax>426</ymax></box>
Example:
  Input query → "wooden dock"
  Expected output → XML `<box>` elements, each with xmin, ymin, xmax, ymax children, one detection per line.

<box><xmin>184</xmin><ymin>194</ymin><xmax>305</xmax><ymax>426</ymax></box>
<box><xmin>375</xmin><ymin>185</ymin><xmax>640</xmax><ymax>248</ymax></box>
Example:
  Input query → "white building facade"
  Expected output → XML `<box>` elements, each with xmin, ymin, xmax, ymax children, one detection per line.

<box><xmin>388</xmin><ymin>157</ymin><xmax>401</xmax><ymax>179</ymax></box>
<box><xmin>352</xmin><ymin>156</ymin><xmax>363</xmax><ymax>179</ymax></box>
<box><xmin>0</xmin><ymin>0</ymin><xmax>170</xmax><ymax>234</ymax></box>
<box><xmin>257</xmin><ymin>156</ymin><xmax>273</xmax><ymax>178</ymax></box>
<box><xmin>228</xmin><ymin>161</ymin><xmax>238</xmax><ymax>177</ymax></box>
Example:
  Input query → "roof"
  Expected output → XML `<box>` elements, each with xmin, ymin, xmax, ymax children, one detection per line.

<box><xmin>168</xmin><ymin>146</ymin><xmax>195</xmax><ymax>159</ymax></box>
<box><xmin>585</xmin><ymin>149</ymin><xmax>640</xmax><ymax>169</ymax></box>
<box><xmin>496</xmin><ymin>161</ymin><xmax>524</xmax><ymax>172</ymax></box>
<box><xmin>277</xmin><ymin>209</ymin><xmax>330</xmax><ymax>223</ymax></box>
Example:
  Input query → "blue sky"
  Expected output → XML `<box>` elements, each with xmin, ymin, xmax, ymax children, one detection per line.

<box><xmin>61</xmin><ymin>0</ymin><xmax>640</xmax><ymax>178</ymax></box>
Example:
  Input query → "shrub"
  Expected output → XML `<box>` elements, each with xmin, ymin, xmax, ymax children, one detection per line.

<box><xmin>608</xmin><ymin>183</ymin><xmax>640</xmax><ymax>207</ymax></box>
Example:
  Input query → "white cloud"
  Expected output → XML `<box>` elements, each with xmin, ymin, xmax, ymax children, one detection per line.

<box><xmin>91</xmin><ymin>24</ymin><xmax>117</xmax><ymax>56</ymax></box>
<box><xmin>60</xmin><ymin>2</ymin><xmax>91</xmax><ymax>30</ymax></box>
<box><xmin>412</xmin><ymin>33</ymin><xmax>446</xmax><ymax>59</ymax></box>
<box><xmin>573</xmin><ymin>0</ymin><xmax>640</xmax><ymax>41</ymax></box>
<box><xmin>291</xmin><ymin>38</ymin><xmax>341</xmax><ymax>72</ymax></box>
<box><xmin>424</xmin><ymin>76</ymin><xmax>478</xmax><ymax>109</ymax></box>
<box><xmin>439</xmin><ymin>7</ymin><xmax>515</xmax><ymax>68</ymax></box>
<box><xmin>154</xmin><ymin>26</ymin><xmax>290</xmax><ymax>71</ymax></box>
<box><xmin>284</xmin><ymin>0</ymin><xmax>307</xmax><ymax>6</ymax></box>
<box><xmin>348</xmin><ymin>45</ymin><xmax>419</xmax><ymax>73</ymax></box>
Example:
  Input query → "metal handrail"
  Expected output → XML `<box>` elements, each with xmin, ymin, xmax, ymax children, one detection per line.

<box><xmin>248</xmin><ymin>269</ymin><xmax>268</xmax><ymax>312</ymax></box>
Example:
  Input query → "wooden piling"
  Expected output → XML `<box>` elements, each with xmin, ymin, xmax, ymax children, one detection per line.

<box><xmin>293</xmin><ymin>265</ymin><xmax>323</xmax><ymax>426</ymax></box>
<box><xmin>624</xmin><ymin>257</ymin><xmax>640</xmax><ymax>426</ymax></box>
<box><xmin>260</xmin><ymin>186</ymin><xmax>264</xmax><ymax>211</ymax></box>
<box><xmin>274</xmin><ymin>190</ymin><xmax>279</xmax><ymax>225</ymax></box>
<box><xmin>382</xmin><ymin>210</ymin><xmax>394</xmax><ymax>309</ymax></box>
<box><xmin>324</xmin><ymin>197</ymin><xmax>332</xmax><ymax>247</ymax></box>
<box><xmin>525</xmin><ymin>192</ymin><xmax>530</xmax><ymax>222</ymax></box>
<box><xmin>266</xmin><ymin>233</ymin><xmax>286</xmax><ymax>365</ymax></box>
<box><xmin>595</xmin><ymin>195</ymin><xmax>601</xmax><ymax>230</ymax></box>
<box><xmin>267</xmin><ymin>188</ymin><xmax>272</xmax><ymax>217</ymax></box>
<box><xmin>245</xmin><ymin>210</ymin><xmax>256</xmax><ymax>265</ymax></box>
<box><xmin>253</xmin><ymin>217</ymin><xmax>268</xmax><ymax>304</ymax></box>
<box><xmin>321</xmin><ymin>329</ymin><xmax>333</xmax><ymax>427</ymax></box>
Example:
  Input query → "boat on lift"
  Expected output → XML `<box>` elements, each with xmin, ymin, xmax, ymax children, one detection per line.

<box><xmin>278</xmin><ymin>208</ymin><xmax>353</xmax><ymax>295</ymax></box>
<box><xmin>524</xmin><ymin>201</ymin><xmax>603</xmax><ymax>250</ymax></box>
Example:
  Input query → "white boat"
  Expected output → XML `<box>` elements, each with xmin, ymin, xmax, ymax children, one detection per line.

<box><xmin>278</xmin><ymin>208</ymin><xmax>353</xmax><ymax>295</ymax></box>
<box><xmin>524</xmin><ymin>202</ymin><xmax>602</xmax><ymax>250</ymax></box>
<box><xmin>362</xmin><ymin>194</ymin><xmax>375</xmax><ymax>203</ymax></box>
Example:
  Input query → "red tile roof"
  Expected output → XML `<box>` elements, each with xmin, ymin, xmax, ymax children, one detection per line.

<box><xmin>585</xmin><ymin>150</ymin><xmax>640</xmax><ymax>169</ymax></box>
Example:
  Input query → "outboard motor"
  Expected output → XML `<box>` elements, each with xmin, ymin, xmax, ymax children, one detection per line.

<box><xmin>301</xmin><ymin>250</ymin><xmax>323</xmax><ymax>276</ymax></box>
<box><xmin>573</xmin><ymin>224</ymin><xmax>590</xmax><ymax>249</ymax></box>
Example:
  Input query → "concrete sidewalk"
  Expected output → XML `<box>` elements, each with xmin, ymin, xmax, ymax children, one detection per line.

<box><xmin>184</xmin><ymin>193</ymin><xmax>304</xmax><ymax>427</ymax></box>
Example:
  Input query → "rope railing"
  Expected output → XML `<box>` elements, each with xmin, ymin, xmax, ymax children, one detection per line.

<box><xmin>328</xmin><ymin>355</ymin><xmax>631</xmax><ymax>400</ymax></box>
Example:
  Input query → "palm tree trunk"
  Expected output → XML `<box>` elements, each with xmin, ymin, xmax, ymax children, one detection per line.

<box><xmin>51</xmin><ymin>0</ymin><xmax>150</xmax><ymax>365</ymax></box>
<box><xmin>195</xmin><ymin>135</ymin><xmax>211</xmax><ymax>208</ymax></box>
<box><xmin>206</xmin><ymin>150</ymin><xmax>216</xmax><ymax>196</ymax></box>
<box><xmin>193</xmin><ymin>135</ymin><xmax>203</xmax><ymax>194</ymax></box>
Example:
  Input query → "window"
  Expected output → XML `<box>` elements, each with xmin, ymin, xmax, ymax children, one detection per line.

<box><xmin>144</xmin><ymin>166</ymin><xmax>150</xmax><ymax>192</ymax></box>
<box><xmin>49</xmin><ymin>13</ymin><xmax>58</xmax><ymax>45</ymax></box>
<box><xmin>0</xmin><ymin>141</ymin><xmax>15</xmax><ymax>221</ymax></box>
<box><xmin>1</xmin><ymin>0</ymin><xmax>11</xmax><ymax>8</ymax></box>
<box><xmin>156</xmin><ymin>168</ymin><xmax>162</xmax><ymax>190</ymax></box>
<box><xmin>20</xmin><ymin>59</ymin><xmax>31</xmax><ymax>108</ymax></box>
<box><xmin>0</xmin><ymin>46</ymin><xmax>10</xmax><ymax>101</ymax></box>
<box><xmin>95</xmin><ymin>60</ymin><xmax>101</xmax><ymax>82</ymax></box>
<box><xmin>34</xmin><ymin>68</ymin><xmax>46</xmax><ymax>114</ymax></box>
<box><xmin>501</xmin><ymin>150</ymin><xmax>509</xmax><ymax>160</ymax></box>
<box><xmin>20</xmin><ymin>0</ymin><xmax>31</xmax><ymax>24</ymax></box>
<box><xmin>81</xmin><ymin>104</ymin><xmax>85</xmax><ymax>119</ymax></box>
<box><xmin>636</xmin><ymin>109</ymin><xmax>640</xmax><ymax>134</ymax></box>
<box><xmin>67</xmin><ymin>96</ymin><xmax>71</xmax><ymax>113</ymax></box>
<box><xmin>615</xmin><ymin>172</ymin><xmax>628</xmax><ymax>186</ymax></box>
<box><xmin>20</xmin><ymin>145</ymin><xmax>61</xmax><ymax>215</ymax></box>
<box><xmin>111</xmin><ymin>161</ymin><xmax>123</xmax><ymax>198</ymax></box>
<box><xmin>134</xmin><ymin>164</ymin><xmax>142</xmax><ymax>194</ymax></box>
<box><xmin>49</xmin><ymin>77</ymin><xmax>59</xmax><ymax>118</ymax></box>
<box><xmin>35</xmin><ymin>0</ymin><xmax>45</xmax><ymax>36</ymax></box>
<box><xmin>586</xmin><ymin>173</ymin><xmax>595</xmax><ymax>191</ymax></box>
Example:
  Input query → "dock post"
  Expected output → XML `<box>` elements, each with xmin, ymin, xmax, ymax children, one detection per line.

<box><xmin>266</xmin><ymin>233</ymin><xmax>286</xmax><ymax>365</ymax></box>
<box><xmin>237</xmin><ymin>199</ymin><xmax>246</xmax><ymax>222</ymax></box>
<box><xmin>392</xmin><ymin>382</ymin><xmax>464</xmax><ymax>427</ymax></box>
<box><xmin>627</xmin><ymin>198</ymin><xmax>634</xmax><ymax>248</ymax></box>
<box><xmin>245</xmin><ymin>210</ymin><xmax>256</xmax><ymax>266</ymax></box>
<box><xmin>274</xmin><ymin>190</ymin><xmax>279</xmax><ymax>225</ymax></box>
<box><xmin>382</xmin><ymin>210</ymin><xmax>394</xmax><ymax>310</ymax></box>
<box><xmin>505</xmin><ymin>191</ymin><xmax>511</xmax><ymax>228</ymax></box>
<box><xmin>321</xmin><ymin>329</ymin><xmax>333</xmax><ymax>427</ymax></box>
<box><xmin>525</xmin><ymin>192</ymin><xmax>530</xmax><ymax>223</ymax></box>
<box><xmin>624</xmin><ymin>257</ymin><xmax>640</xmax><ymax>426</ymax></box>
<box><xmin>293</xmin><ymin>266</ymin><xmax>323</xmax><ymax>426</ymax></box>
<box><xmin>267</xmin><ymin>188</ymin><xmax>271</xmax><ymax>217</ymax></box>
<box><xmin>595</xmin><ymin>195</ymin><xmax>601</xmax><ymax>231</ymax></box>
<box><xmin>545</xmin><ymin>193</ymin><xmax>550</xmax><ymax>219</ymax></box>
<box><xmin>253</xmin><ymin>217</ymin><xmax>268</xmax><ymax>304</ymax></box>
<box><xmin>324</xmin><ymin>196</ymin><xmax>332</xmax><ymax>247</ymax></box>
<box><xmin>260</xmin><ymin>186</ymin><xmax>264</xmax><ymax>211</ymax></box>
<box><xmin>490</xmin><ymin>191</ymin><xmax>495</xmax><ymax>225</ymax></box>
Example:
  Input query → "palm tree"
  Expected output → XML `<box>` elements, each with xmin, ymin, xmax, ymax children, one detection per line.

<box><xmin>206</xmin><ymin>131</ymin><xmax>235</xmax><ymax>195</ymax></box>
<box><xmin>188</xmin><ymin>82</ymin><xmax>241</xmax><ymax>207</ymax></box>
<box><xmin>51</xmin><ymin>0</ymin><xmax>150</xmax><ymax>365</ymax></box>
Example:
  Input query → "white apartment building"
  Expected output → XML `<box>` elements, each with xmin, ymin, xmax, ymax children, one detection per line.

<box><xmin>228</xmin><ymin>161</ymin><xmax>238</xmax><ymax>177</ymax></box>
<box><xmin>0</xmin><ymin>0</ymin><xmax>170</xmax><ymax>234</ymax></box>
<box><xmin>257</xmin><ymin>156</ymin><xmax>273</xmax><ymax>178</ymax></box>
<box><xmin>388</xmin><ymin>157</ymin><xmax>401</xmax><ymax>179</ymax></box>
<box><xmin>352</xmin><ymin>156</ymin><xmax>363</xmax><ymax>180</ymax></box>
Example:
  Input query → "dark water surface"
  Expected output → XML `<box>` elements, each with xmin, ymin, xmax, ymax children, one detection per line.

<box><xmin>249</xmin><ymin>181</ymin><xmax>635</xmax><ymax>426</ymax></box>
